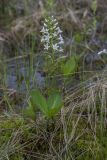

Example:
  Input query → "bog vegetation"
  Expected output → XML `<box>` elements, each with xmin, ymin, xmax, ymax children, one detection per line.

<box><xmin>0</xmin><ymin>0</ymin><xmax>107</xmax><ymax>159</ymax></box>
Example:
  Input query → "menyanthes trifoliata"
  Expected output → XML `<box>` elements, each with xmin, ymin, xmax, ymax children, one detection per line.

<box><xmin>40</xmin><ymin>16</ymin><xmax>64</xmax><ymax>53</ymax></box>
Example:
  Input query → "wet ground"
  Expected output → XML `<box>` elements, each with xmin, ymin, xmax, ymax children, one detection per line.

<box><xmin>4</xmin><ymin>57</ymin><xmax>45</xmax><ymax>92</ymax></box>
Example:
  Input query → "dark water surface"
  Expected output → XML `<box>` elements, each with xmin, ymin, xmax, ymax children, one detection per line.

<box><xmin>5</xmin><ymin>58</ymin><xmax>45</xmax><ymax>92</ymax></box>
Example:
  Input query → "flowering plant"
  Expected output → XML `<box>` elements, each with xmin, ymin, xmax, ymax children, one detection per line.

<box><xmin>40</xmin><ymin>16</ymin><xmax>64</xmax><ymax>62</ymax></box>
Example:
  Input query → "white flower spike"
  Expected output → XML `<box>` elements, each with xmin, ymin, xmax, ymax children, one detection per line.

<box><xmin>40</xmin><ymin>16</ymin><xmax>64</xmax><ymax>52</ymax></box>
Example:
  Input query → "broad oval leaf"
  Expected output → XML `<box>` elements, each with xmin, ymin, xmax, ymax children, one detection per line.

<box><xmin>30</xmin><ymin>90</ymin><xmax>48</xmax><ymax>116</ymax></box>
<box><xmin>62</xmin><ymin>56</ymin><xmax>78</xmax><ymax>75</ymax></box>
<box><xmin>47</xmin><ymin>93</ymin><xmax>63</xmax><ymax>117</ymax></box>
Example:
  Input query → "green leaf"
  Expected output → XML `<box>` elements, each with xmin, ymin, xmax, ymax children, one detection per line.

<box><xmin>30</xmin><ymin>90</ymin><xmax>63</xmax><ymax>118</ymax></box>
<box><xmin>30</xmin><ymin>90</ymin><xmax>48</xmax><ymax>116</ymax></box>
<box><xmin>62</xmin><ymin>55</ymin><xmax>78</xmax><ymax>75</ymax></box>
<box><xmin>47</xmin><ymin>93</ymin><xmax>63</xmax><ymax>117</ymax></box>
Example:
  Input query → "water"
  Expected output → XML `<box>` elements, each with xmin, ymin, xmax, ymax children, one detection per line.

<box><xmin>5</xmin><ymin>59</ymin><xmax>45</xmax><ymax>92</ymax></box>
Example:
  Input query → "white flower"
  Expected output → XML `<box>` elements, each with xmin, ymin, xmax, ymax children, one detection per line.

<box><xmin>58</xmin><ymin>40</ymin><xmax>64</xmax><ymax>44</ymax></box>
<box><xmin>40</xmin><ymin>27</ymin><xmax>48</xmax><ymax>34</ymax></box>
<box><xmin>59</xmin><ymin>48</ymin><xmax>63</xmax><ymax>52</ymax></box>
<box><xmin>53</xmin><ymin>44</ymin><xmax>59</xmax><ymax>51</ymax></box>
<box><xmin>44</xmin><ymin>23</ymin><xmax>47</xmax><ymax>27</ymax></box>
<box><xmin>58</xmin><ymin>34</ymin><xmax>64</xmax><ymax>45</ymax></box>
<box><xmin>54</xmin><ymin>22</ymin><xmax>58</xmax><ymax>27</ymax></box>
<box><xmin>52</xmin><ymin>16</ymin><xmax>57</xmax><ymax>22</ymax></box>
<box><xmin>40</xmin><ymin>27</ymin><xmax>45</xmax><ymax>33</ymax></box>
<box><xmin>53</xmin><ymin>32</ymin><xmax>58</xmax><ymax>37</ymax></box>
<box><xmin>44</xmin><ymin>28</ymin><xmax>49</xmax><ymax>33</ymax></box>
<box><xmin>45</xmin><ymin>34</ymin><xmax>50</xmax><ymax>43</ymax></box>
<box><xmin>41</xmin><ymin>37</ymin><xmax>45</xmax><ymax>42</ymax></box>
<box><xmin>56</xmin><ymin>27</ymin><xmax>63</xmax><ymax>34</ymax></box>
<box><xmin>45</xmin><ymin>19</ymin><xmax>49</xmax><ymax>23</ymax></box>
<box><xmin>97</xmin><ymin>49</ymin><xmax>107</xmax><ymax>55</ymax></box>
<box><xmin>41</xmin><ymin>34</ymin><xmax>50</xmax><ymax>43</ymax></box>
<box><xmin>58</xmin><ymin>34</ymin><xmax>63</xmax><ymax>41</ymax></box>
<box><xmin>44</xmin><ymin>43</ymin><xmax>50</xmax><ymax>50</ymax></box>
